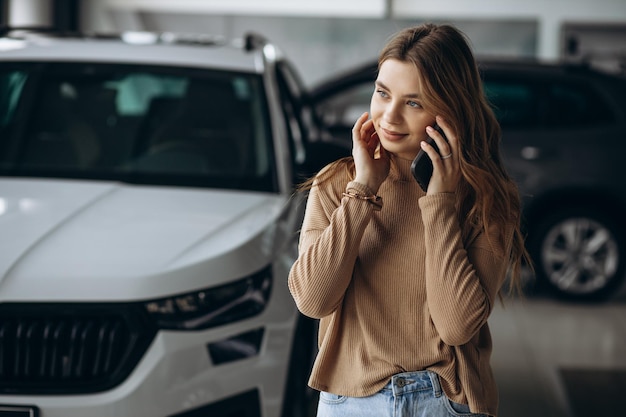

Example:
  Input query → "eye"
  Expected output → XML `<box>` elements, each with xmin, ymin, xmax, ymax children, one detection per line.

<box><xmin>376</xmin><ymin>89</ymin><xmax>389</xmax><ymax>98</ymax></box>
<box><xmin>407</xmin><ymin>100</ymin><xmax>422</xmax><ymax>108</ymax></box>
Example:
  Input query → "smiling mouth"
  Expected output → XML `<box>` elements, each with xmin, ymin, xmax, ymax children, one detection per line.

<box><xmin>380</xmin><ymin>127</ymin><xmax>406</xmax><ymax>141</ymax></box>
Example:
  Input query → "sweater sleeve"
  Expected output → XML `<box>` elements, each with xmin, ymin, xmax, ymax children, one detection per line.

<box><xmin>419</xmin><ymin>193</ymin><xmax>513</xmax><ymax>346</ymax></box>
<box><xmin>288</xmin><ymin>180</ymin><xmax>376</xmax><ymax>318</ymax></box>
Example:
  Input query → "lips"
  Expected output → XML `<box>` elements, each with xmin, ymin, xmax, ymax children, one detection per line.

<box><xmin>380</xmin><ymin>127</ymin><xmax>407</xmax><ymax>141</ymax></box>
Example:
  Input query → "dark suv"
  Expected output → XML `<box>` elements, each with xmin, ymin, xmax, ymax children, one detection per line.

<box><xmin>309</xmin><ymin>59</ymin><xmax>626</xmax><ymax>301</ymax></box>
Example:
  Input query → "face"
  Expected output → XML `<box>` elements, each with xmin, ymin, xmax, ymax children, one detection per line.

<box><xmin>370</xmin><ymin>59</ymin><xmax>436</xmax><ymax>160</ymax></box>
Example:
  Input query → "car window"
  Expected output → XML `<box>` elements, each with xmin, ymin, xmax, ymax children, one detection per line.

<box><xmin>0</xmin><ymin>63</ymin><xmax>276</xmax><ymax>192</ymax></box>
<box><xmin>484</xmin><ymin>77</ymin><xmax>615</xmax><ymax>129</ymax></box>
<box><xmin>483</xmin><ymin>80</ymin><xmax>539</xmax><ymax>128</ymax></box>
<box><xmin>0</xmin><ymin>69</ymin><xmax>29</xmax><ymax>161</ymax></box>
<box><xmin>0</xmin><ymin>70</ymin><xmax>27</xmax><ymax>127</ymax></box>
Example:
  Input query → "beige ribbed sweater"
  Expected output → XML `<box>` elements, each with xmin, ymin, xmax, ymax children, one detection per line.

<box><xmin>288</xmin><ymin>155</ymin><xmax>513</xmax><ymax>417</ymax></box>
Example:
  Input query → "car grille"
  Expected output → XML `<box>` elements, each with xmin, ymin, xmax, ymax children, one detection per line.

<box><xmin>0</xmin><ymin>303</ymin><xmax>157</xmax><ymax>394</ymax></box>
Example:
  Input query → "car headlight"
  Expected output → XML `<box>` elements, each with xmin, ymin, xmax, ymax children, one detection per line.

<box><xmin>144</xmin><ymin>265</ymin><xmax>272</xmax><ymax>330</ymax></box>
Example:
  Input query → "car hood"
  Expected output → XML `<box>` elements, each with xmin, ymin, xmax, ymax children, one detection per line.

<box><xmin>0</xmin><ymin>178</ymin><xmax>299</xmax><ymax>302</ymax></box>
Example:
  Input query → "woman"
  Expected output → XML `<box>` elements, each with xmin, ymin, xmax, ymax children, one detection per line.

<box><xmin>288</xmin><ymin>23</ymin><xmax>529</xmax><ymax>417</ymax></box>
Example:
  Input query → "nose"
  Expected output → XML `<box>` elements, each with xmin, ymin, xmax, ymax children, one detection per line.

<box><xmin>383</xmin><ymin>100</ymin><xmax>402</xmax><ymax>124</ymax></box>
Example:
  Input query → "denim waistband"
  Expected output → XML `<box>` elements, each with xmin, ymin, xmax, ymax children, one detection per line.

<box><xmin>383</xmin><ymin>370</ymin><xmax>443</xmax><ymax>398</ymax></box>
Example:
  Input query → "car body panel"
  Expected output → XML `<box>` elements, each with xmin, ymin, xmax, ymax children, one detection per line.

<box><xmin>0</xmin><ymin>36</ymin><xmax>262</xmax><ymax>73</ymax></box>
<box><xmin>0</xmin><ymin>177</ymin><xmax>296</xmax><ymax>302</ymax></box>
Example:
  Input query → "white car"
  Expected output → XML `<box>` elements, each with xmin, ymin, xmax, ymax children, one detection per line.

<box><xmin>0</xmin><ymin>29</ymin><xmax>332</xmax><ymax>417</ymax></box>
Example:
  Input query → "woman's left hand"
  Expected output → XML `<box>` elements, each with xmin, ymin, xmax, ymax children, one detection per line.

<box><xmin>420</xmin><ymin>116</ymin><xmax>461</xmax><ymax>195</ymax></box>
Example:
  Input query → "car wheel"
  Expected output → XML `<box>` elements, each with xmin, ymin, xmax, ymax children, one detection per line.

<box><xmin>281</xmin><ymin>315</ymin><xmax>317</xmax><ymax>417</ymax></box>
<box><xmin>528</xmin><ymin>206</ymin><xmax>625</xmax><ymax>301</ymax></box>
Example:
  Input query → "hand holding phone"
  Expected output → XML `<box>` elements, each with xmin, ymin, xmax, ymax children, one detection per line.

<box><xmin>410</xmin><ymin>124</ymin><xmax>448</xmax><ymax>192</ymax></box>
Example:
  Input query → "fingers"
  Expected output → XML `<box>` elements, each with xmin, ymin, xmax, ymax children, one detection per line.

<box><xmin>363</xmin><ymin>121</ymin><xmax>378</xmax><ymax>154</ymax></box>
<box><xmin>419</xmin><ymin>138</ymin><xmax>441</xmax><ymax>162</ymax></box>
<box><xmin>352</xmin><ymin>112</ymin><xmax>370</xmax><ymax>144</ymax></box>
<box><xmin>421</xmin><ymin>116</ymin><xmax>461</xmax><ymax>194</ymax></box>
<box><xmin>353</xmin><ymin>112</ymin><xmax>378</xmax><ymax>157</ymax></box>
<box><xmin>433</xmin><ymin>116</ymin><xmax>457</xmax><ymax>160</ymax></box>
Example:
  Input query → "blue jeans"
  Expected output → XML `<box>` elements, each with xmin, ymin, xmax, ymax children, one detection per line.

<box><xmin>316</xmin><ymin>371</ymin><xmax>487</xmax><ymax>417</ymax></box>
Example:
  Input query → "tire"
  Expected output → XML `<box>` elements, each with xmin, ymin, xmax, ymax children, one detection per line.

<box><xmin>528</xmin><ymin>206</ymin><xmax>626</xmax><ymax>301</ymax></box>
<box><xmin>281</xmin><ymin>315</ymin><xmax>318</xmax><ymax>417</ymax></box>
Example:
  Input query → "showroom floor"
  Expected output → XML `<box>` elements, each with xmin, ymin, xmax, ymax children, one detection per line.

<box><xmin>491</xmin><ymin>287</ymin><xmax>626</xmax><ymax>417</ymax></box>
<box><xmin>305</xmin><ymin>286</ymin><xmax>626</xmax><ymax>417</ymax></box>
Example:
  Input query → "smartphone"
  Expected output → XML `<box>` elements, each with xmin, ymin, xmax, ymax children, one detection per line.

<box><xmin>410</xmin><ymin>124</ymin><xmax>448</xmax><ymax>192</ymax></box>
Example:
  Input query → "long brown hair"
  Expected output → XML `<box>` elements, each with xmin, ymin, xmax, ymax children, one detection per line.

<box><xmin>306</xmin><ymin>23</ymin><xmax>531</xmax><ymax>294</ymax></box>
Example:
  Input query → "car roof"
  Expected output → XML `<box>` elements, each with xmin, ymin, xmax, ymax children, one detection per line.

<box><xmin>0</xmin><ymin>31</ymin><xmax>265</xmax><ymax>73</ymax></box>
<box><xmin>477</xmin><ymin>57</ymin><xmax>602</xmax><ymax>77</ymax></box>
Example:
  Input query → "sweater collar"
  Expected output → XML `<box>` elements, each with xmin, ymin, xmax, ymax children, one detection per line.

<box><xmin>389</xmin><ymin>154</ymin><xmax>414</xmax><ymax>182</ymax></box>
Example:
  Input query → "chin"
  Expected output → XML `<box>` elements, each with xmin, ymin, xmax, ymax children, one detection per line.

<box><xmin>381</xmin><ymin>142</ymin><xmax>418</xmax><ymax>160</ymax></box>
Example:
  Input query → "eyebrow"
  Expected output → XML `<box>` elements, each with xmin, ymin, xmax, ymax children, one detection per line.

<box><xmin>375</xmin><ymin>80</ymin><xmax>421</xmax><ymax>99</ymax></box>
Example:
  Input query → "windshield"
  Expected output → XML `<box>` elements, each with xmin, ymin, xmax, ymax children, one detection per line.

<box><xmin>0</xmin><ymin>63</ymin><xmax>276</xmax><ymax>192</ymax></box>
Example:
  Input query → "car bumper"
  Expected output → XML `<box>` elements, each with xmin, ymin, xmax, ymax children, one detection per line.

<box><xmin>0</xmin><ymin>311</ymin><xmax>297</xmax><ymax>417</ymax></box>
